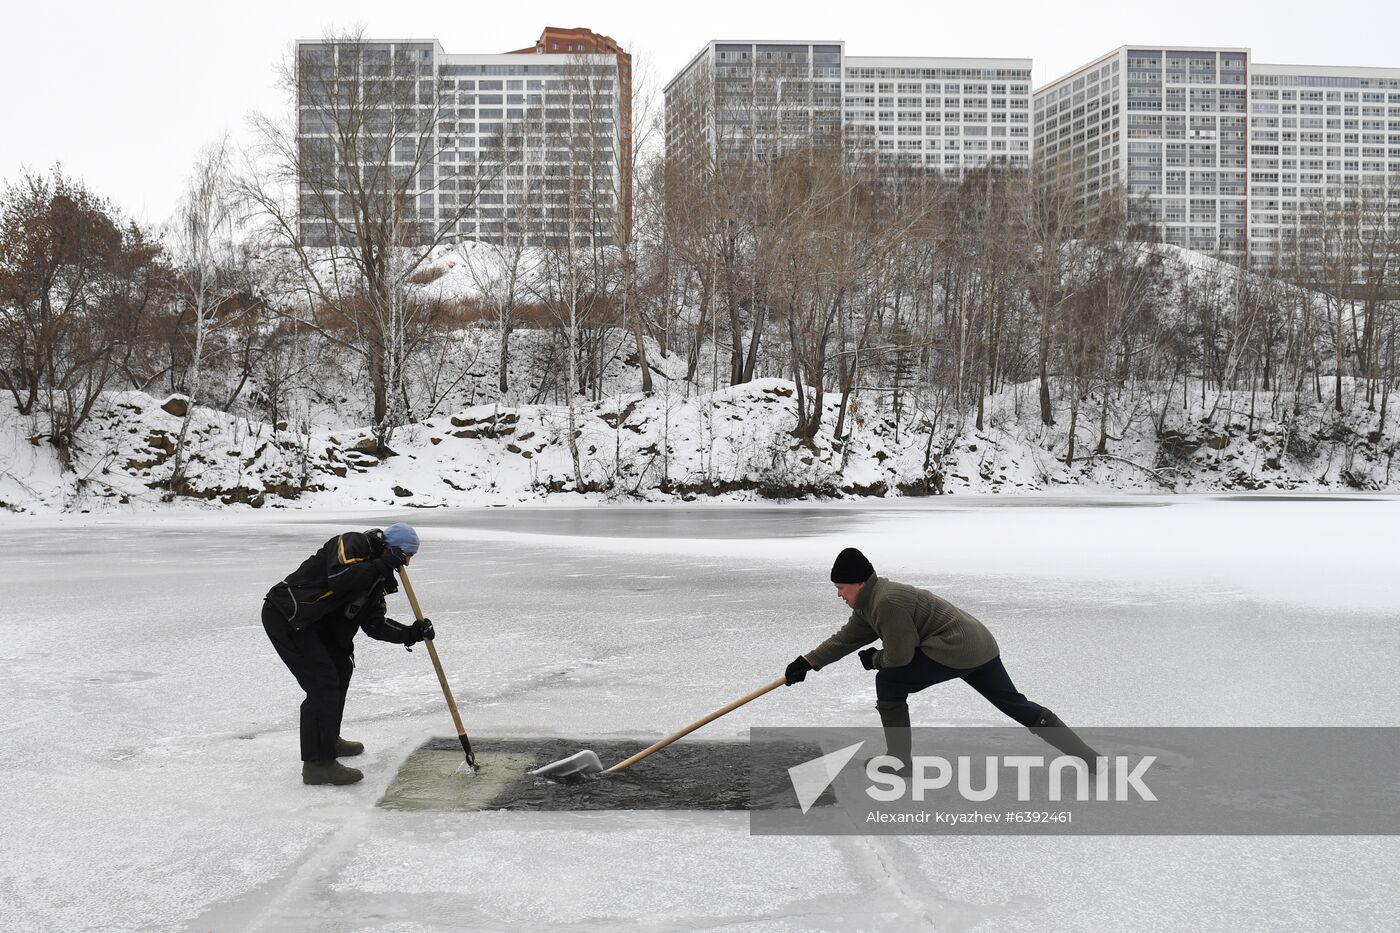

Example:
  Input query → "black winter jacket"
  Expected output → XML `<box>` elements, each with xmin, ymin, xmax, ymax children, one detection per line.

<box><xmin>263</xmin><ymin>530</ymin><xmax>414</xmax><ymax>645</ymax></box>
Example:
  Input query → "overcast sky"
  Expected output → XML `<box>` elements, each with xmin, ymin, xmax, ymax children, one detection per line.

<box><xmin>5</xmin><ymin>0</ymin><xmax>1398</xmax><ymax>226</ymax></box>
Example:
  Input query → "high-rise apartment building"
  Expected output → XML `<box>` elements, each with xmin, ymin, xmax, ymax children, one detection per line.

<box><xmin>843</xmin><ymin>56</ymin><xmax>1032</xmax><ymax>172</ymax></box>
<box><xmin>1033</xmin><ymin>46</ymin><xmax>1250</xmax><ymax>253</ymax></box>
<box><xmin>664</xmin><ymin>40</ymin><xmax>1032</xmax><ymax>176</ymax></box>
<box><xmin>1247</xmin><ymin>62</ymin><xmax>1400</xmax><ymax>262</ymax></box>
<box><xmin>296</xmin><ymin>28</ymin><xmax>629</xmax><ymax>249</ymax></box>
<box><xmin>665</xmin><ymin>41</ymin><xmax>845</xmax><ymax>170</ymax></box>
<box><xmin>1034</xmin><ymin>46</ymin><xmax>1400</xmax><ymax>260</ymax></box>
<box><xmin>511</xmin><ymin>27</ymin><xmax>634</xmax><ymax>238</ymax></box>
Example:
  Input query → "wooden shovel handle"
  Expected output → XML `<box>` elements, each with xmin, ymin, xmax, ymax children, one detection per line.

<box><xmin>397</xmin><ymin>567</ymin><xmax>469</xmax><ymax>744</ymax></box>
<box><xmin>603</xmin><ymin>677</ymin><xmax>787</xmax><ymax>774</ymax></box>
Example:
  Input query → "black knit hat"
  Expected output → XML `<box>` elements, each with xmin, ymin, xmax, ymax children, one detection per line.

<box><xmin>830</xmin><ymin>547</ymin><xmax>875</xmax><ymax>584</ymax></box>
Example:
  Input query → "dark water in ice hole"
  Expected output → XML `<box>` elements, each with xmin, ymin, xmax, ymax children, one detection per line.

<box><xmin>377</xmin><ymin>737</ymin><xmax>833</xmax><ymax>812</ymax></box>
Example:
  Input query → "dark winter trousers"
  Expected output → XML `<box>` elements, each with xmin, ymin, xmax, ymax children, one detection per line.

<box><xmin>875</xmin><ymin>652</ymin><xmax>1043</xmax><ymax>726</ymax></box>
<box><xmin>262</xmin><ymin>604</ymin><xmax>353</xmax><ymax>762</ymax></box>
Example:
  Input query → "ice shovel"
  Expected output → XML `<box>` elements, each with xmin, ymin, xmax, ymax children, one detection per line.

<box><xmin>398</xmin><ymin>567</ymin><xmax>478</xmax><ymax>773</ymax></box>
<box><xmin>532</xmin><ymin>677</ymin><xmax>786</xmax><ymax>781</ymax></box>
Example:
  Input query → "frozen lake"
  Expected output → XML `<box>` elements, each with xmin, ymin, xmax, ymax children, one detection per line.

<box><xmin>3</xmin><ymin>496</ymin><xmax>1398</xmax><ymax>931</ymax></box>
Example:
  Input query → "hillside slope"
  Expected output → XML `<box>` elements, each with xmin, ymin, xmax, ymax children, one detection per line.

<box><xmin>3</xmin><ymin>373</ymin><xmax>1395</xmax><ymax>516</ymax></box>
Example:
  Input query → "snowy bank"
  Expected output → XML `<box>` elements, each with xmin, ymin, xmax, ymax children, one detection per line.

<box><xmin>3</xmin><ymin>370</ymin><xmax>1399</xmax><ymax>517</ymax></box>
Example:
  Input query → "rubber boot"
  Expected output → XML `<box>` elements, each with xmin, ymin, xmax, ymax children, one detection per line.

<box><xmin>1029</xmin><ymin>708</ymin><xmax>1099</xmax><ymax>774</ymax></box>
<box><xmin>302</xmin><ymin>759</ymin><xmax>364</xmax><ymax>786</ymax></box>
<box><xmin>335</xmin><ymin>737</ymin><xmax>364</xmax><ymax>757</ymax></box>
<box><xmin>873</xmin><ymin>701</ymin><xmax>913</xmax><ymax>778</ymax></box>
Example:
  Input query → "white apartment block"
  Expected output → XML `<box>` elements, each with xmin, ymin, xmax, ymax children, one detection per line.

<box><xmin>1034</xmin><ymin>46</ymin><xmax>1400</xmax><ymax>261</ymax></box>
<box><xmin>843</xmin><ymin>57</ymin><xmax>1032</xmax><ymax>172</ymax></box>
<box><xmin>664</xmin><ymin>40</ymin><xmax>1032</xmax><ymax>176</ymax></box>
<box><xmin>1034</xmin><ymin>47</ymin><xmax>1250</xmax><ymax>254</ymax></box>
<box><xmin>296</xmin><ymin>39</ymin><xmax>624</xmax><ymax>249</ymax></box>
<box><xmin>664</xmin><ymin>41</ymin><xmax>845</xmax><ymax>168</ymax></box>
<box><xmin>1247</xmin><ymin>63</ymin><xmax>1400</xmax><ymax>262</ymax></box>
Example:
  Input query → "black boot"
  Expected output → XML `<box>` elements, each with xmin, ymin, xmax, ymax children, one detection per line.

<box><xmin>1030</xmin><ymin>708</ymin><xmax>1099</xmax><ymax>774</ymax></box>
<box><xmin>335</xmin><ymin>737</ymin><xmax>364</xmax><ymax>757</ymax></box>
<box><xmin>302</xmin><ymin>759</ymin><xmax>364</xmax><ymax>786</ymax></box>
<box><xmin>872</xmin><ymin>701</ymin><xmax>913</xmax><ymax>777</ymax></box>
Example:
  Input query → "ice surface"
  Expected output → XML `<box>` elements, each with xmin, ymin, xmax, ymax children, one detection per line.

<box><xmin>3</xmin><ymin>497</ymin><xmax>1399</xmax><ymax>930</ymax></box>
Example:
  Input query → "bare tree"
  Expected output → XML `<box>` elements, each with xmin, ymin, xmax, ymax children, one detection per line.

<box><xmin>0</xmin><ymin>167</ymin><xmax>165</xmax><ymax>467</ymax></box>
<box><xmin>241</xmin><ymin>29</ymin><xmax>503</xmax><ymax>447</ymax></box>
<box><xmin>519</xmin><ymin>52</ymin><xmax>630</xmax><ymax>489</ymax></box>
<box><xmin>1021</xmin><ymin>158</ymin><xmax>1087</xmax><ymax>426</ymax></box>
<box><xmin>608</xmin><ymin>47</ymin><xmax>660</xmax><ymax>394</ymax></box>
<box><xmin>164</xmin><ymin>137</ymin><xmax>251</xmax><ymax>498</ymax></box>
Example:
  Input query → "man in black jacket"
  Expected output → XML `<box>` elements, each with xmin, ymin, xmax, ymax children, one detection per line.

<box><xmin>262</xmin><ymin>522</ymin><xmax>433</xmax><ymax>786</ymax></box>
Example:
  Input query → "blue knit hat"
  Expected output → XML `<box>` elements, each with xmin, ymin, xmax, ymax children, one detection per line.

<box><xmin>384</xmin><ymin>522</ymin><xmax>420</xmax><ymax>554</ymax></box>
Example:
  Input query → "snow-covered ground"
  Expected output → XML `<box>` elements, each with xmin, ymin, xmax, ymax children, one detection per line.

<box><xmin>4</xmin><ymin>497</ymin><xmax>1398</xmax><ymax>931</ymax></box>
<box><xmin>7</xmin><ymin>371</ymin><xmax>1400</xmax><ymax>519</ymax></box>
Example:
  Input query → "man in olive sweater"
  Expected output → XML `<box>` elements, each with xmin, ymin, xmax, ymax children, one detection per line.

<box><xmin>784</xmin><ymin>547</ymin><xmax>1098</xmax><ymax>773</ymax></box>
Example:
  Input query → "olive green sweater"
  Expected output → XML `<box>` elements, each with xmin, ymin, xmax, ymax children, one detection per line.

<box><xmin>804</xmin><ymin>575</ymin><xmax>1000</xmax><ymax>671</ymax></box>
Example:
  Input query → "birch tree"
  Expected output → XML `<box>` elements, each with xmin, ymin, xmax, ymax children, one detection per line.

<box><xmin>164</xmin><ymin>138</ymin><xmax>246</xmax><ymax>498</ymax></box>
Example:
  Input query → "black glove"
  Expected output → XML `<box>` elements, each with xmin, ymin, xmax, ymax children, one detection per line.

<box><xmin>401</xmin><ymin>617</ymin><xmax>434</xmax><ymax>649</ymax></box>
<box><xmin>858</xmin><ymin>647</ymin><xmax>878</xmax><ymax>670</ymax></box>
<box><xmin>784</xmin><ymin>655</ymin><xmax>813</xmax><ymax>686</ymax></box>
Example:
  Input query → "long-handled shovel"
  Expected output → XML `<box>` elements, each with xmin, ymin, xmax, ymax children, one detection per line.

<box><xmin>532</xmin><ymin>677</ymin><xmax>786</xmax><ymax>781</ymax></box>
<box><xmin>398</xmin><ymin>567</ymin><xmax>478</xmax><ymax>774</ymax></box>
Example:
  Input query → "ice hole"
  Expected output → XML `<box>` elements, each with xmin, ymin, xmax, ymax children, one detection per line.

<box><xmin>377</xmin><ymin>737</ymin><xmax>833</xmax><ymax>812</ymax></box>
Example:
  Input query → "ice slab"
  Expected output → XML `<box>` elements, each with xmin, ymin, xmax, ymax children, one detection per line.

<box><xmin>378</xmin><ymin>736</ymin><xmax>833</xmax><ymax>812</ymax></box>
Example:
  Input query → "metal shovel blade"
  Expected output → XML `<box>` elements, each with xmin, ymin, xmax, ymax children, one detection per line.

<box><xmin>531</xmin><ymin>749</ymin><xmax>604</xmax><ymax>783</ymax></box>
